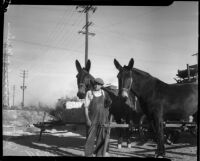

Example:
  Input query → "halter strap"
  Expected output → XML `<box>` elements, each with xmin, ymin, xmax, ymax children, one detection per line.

<box><xmin>121</xmin><ymin>88</ymin><xmax>129</xmax><ymax>92</ymax></box>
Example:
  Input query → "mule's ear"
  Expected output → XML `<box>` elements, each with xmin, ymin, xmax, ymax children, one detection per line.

<box><xmin>75</xmin><ymin>60</ymin><xmax>82</xmax><ymax>73</ymax></box>
<box><xmin>114</xmin><ymin>59</ymin><xmax>122</xmax><ymax>71</ymax></box>
<box><xmin>128</xmin><ymin>58</ymin><xmax>134</xmax><ymax>69</ymax></box>
<box><xmin>85</xmin><ymin>59</ymin><xmax>91</xmax><ymax>72</ymax></box>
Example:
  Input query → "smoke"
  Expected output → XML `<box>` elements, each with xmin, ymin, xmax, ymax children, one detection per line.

<box><xmin>17</xmin><ymin>76</ymin><xmax>78</xmax><ymax>108</ymax></box>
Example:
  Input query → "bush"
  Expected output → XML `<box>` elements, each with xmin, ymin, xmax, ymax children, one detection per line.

<box><xmin>10</xmin><ymin>106</ymin><xmax>21</xmax><ymax>110</ymax></box>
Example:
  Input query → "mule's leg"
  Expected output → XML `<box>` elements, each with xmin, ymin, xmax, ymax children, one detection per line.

<box><xmin>153</xmin><ymin>115</ymin><xmax>165</xmax><ymax>157</ymax></box>
<box><xmin>115</xmin><ymin>119</ymin><xmax>123</xmax><ymax>149</ymax></box>
<box><xmin>126</xmin><ymin>120</ymin><xmax>133</xmax><ymax>148</ymax></box>
<box><xmin>117</xmin><ymin>128</ymin><xmax>123</xmax><ymax>149</ymax></box>
<box><xmin>125</xmin><ymin>128</ymin><xmax>132</xmax><ymax>148</ymax></box>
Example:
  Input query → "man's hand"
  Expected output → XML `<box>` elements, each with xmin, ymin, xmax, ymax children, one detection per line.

<box><xmin>86</xmin><ymin>119</ymin><xmax>92</xmax><ymax>127</ymax></box>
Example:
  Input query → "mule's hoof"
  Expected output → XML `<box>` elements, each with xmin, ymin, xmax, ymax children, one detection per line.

<box><xmin>127</xmin><ymin>143</ymin><xmax>132</xmax><ymax>148</ymax></box>
<box><xmin>157</xmin><ymin>155</ymin><xmax>164</xmax><ymax>158</ymax></box>
<box><xmin>155</xmin><ymin>154</ymin><xmax>165</xmax><ymax>158</ymax></box>
<box><xmin>117</xmin><ymin>144</ymin><xmax>122</xmax><ymax>149</ymax></box>
<box><xmin>104</xmin><ymin>152</ymin><xmax>110</xmax><ymax>157</ymax></box>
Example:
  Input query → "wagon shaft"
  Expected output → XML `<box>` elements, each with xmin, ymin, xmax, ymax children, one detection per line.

<box><xmin>101</xmin><ymin>123</ymin><xmax>129</xmax><ymax>128</ymax></box>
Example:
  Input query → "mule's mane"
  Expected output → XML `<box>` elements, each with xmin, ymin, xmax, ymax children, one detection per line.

<box><xmin>123</xmin><ymin>66</ymin><xmax>152</xmax><ymax>78</ymax></box>
<box><xmin>132</xmin><ymin>68</ymin><xmax>151</xmax><ymax>77</ymax></box>
<box><xmin>132</xmin><ymin>67</ymin><xmax>168</xmax><ymax>85</ymax></box>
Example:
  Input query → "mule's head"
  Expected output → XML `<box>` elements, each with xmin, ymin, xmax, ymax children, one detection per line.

<box><xmin>114</xmin><ymin>58</ymin><xmax>134</xmax><ymax>102</ymax></box>
<box><xmin>75</xmin><ymin>59</ymin><xmax>95</xmax><ymax>99</ymax></box>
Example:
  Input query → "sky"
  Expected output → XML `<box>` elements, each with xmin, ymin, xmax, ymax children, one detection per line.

<box><xmin>3</xmin><ymin>2</ymin><xmax>198</xmax><ymax>107</ymax></box>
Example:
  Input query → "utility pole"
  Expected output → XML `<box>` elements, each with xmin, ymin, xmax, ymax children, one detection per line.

<box><xmin>12</xmin><ymin>85</ymin><xmax>15</xmax><ymax>106</ymax></box>
<box><xmin>20</xmin><ymin>70</ymin><xmax>28</xmax><ymax>108</ymax></box>
<box><xmin>76</xmin><ymin>5</ymin><xmax>97</xmax><ymax>67</ymax></box>
<box><xmin>3</xmin><ymin>22</ymin><xmax>13</xmax><ymax>108</ymax></box>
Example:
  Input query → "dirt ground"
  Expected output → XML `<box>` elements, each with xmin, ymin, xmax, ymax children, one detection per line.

<box><xmin>3</xmin><ymin>123</ymin><xmax>198</xmax><ymax>160</ymax></box>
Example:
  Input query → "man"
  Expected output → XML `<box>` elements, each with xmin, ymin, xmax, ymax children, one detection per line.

<box><xmin>84</xmin><ymin>78</ymin><xmax>112</xmax><ymax>157</ymax></box>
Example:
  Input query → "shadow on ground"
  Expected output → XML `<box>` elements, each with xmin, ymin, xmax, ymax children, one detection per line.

<box><xmin>3</xmin><ymin>133</ymin><xmax>85</xmax><ymax>156</ymax></box>
<box><xmin>3</xmin><ymin>125</ymin><xmax>197</xmax><ymax>158</ymax></box>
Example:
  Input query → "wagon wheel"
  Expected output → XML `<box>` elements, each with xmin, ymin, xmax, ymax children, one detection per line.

<box><xmin>139</xmin><ymin>115</ymin><xmax>153</xmax><ymax>142</ymax></box>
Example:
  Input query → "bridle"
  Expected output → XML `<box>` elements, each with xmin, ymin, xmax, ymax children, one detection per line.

<box><xmin>78</xmin><ymin>82</ymin><xmax>86</xmax><ymax>89</ymax></box>
<box><xmin>121</xmin><ymin>87</ymin><xmax>129</xmax><ymax>92</ymax></box>
<box><xmin>78</xmin><ymin>71</ymin><xmax>95</xmax><ymax>92</ymax></box>
<box><xmin>120</xmin><ymin>70</ymin><xmax>133</xmax><ymax>93</ymax></box>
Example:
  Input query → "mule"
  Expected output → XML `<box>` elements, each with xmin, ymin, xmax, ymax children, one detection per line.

<box><xmin>75</xmin><ymin>59</ymin><xmax>137</xmax><ymax>148</ymax></box>
<box><xmin>114</xmin><ymin>58</ymin><xmax>198</xmax><ymax>157</ymax></box>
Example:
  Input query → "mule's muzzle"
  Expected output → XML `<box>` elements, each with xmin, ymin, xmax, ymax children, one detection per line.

<box><xmin>77</xmin><ymin>91</ymin><xmax>86</xmax><ymax>99</ymax></box>
<box><xmin>77</xmin><ymin>84</ymin><xmax>86</xmax><ymax>99</ymax></box>
<box><xmin>120</xmin><ymin>89</ymin><xmax>129</xmax><ymax>100</ymax></box>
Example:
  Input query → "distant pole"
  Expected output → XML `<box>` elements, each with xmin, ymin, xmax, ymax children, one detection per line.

<box><xmin>12</xmin><ymin>85</ymin><xmax>15</xmax><ymax>106</ymax></box>
<box><xmin>76</xmin><ymin>5</ymin><xmax>97</xmax><ymax>67</ymax></box>
<box><xmin>187</xmin><ymin>64</ymin><xmax>191</xmax><ymax>81</ymax></box>
<box><xmin>20</xmin><ymin>70</ymin><xmax>28</xmax><ymax>108</ymax></box>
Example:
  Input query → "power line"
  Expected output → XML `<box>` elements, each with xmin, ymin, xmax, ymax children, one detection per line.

<box><xmin>44</xmin><ymin>7</ymin><xmax>82</xmax><ymax>56</ymax></box>
<box><xmin>47</xmin><ymin>7</ymin><xmax>73</xmax><ymax>44</ymax></box>
<box><xmin>11</xmin><ymin>38</ymin><xmax>85</xmax><ymax>55</ymax></box>
<box><xmin>38</xmin><ymin>7</ymin><xmax>74</xmax><ymax>58</ymax></box>
<box><xmin>62</xmin><ymin>14</ymin><xmax>85</xmax><ymax>48</ymax></box>
<box><xmin>55</xmin><ymin>11</ymin><xmax>83</xmax><ymax>52</ymax></box>
<box><xmin>50</xmin><ymin>7</ymin><xmax>75</xmax><ymax>47</ymax></box>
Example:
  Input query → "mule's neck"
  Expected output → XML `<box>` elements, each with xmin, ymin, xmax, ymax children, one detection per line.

<box><xmin>131</xmin><ymin>68</ymin><xmax>167</xmax><ymax>98</ymax></box>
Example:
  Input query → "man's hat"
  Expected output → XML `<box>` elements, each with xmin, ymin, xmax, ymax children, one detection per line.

<box><xmin>94</xmin><ymin>78</ymin><xmax>104</xmax><ymax>85</ymax></box>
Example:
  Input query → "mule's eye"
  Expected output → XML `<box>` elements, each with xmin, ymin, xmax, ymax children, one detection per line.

<box><xmin>76</xmin><ymin>74</ymin><xmax>79</xmax><ymax>78</ymax></box>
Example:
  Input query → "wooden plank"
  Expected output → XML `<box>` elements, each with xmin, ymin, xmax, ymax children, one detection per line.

<box><xmin>165</xmin><ymin>121</ymin><xmax>196</xmax><ymax>124</ymax></box>
<box><xmin>165</xmin><ymin>124</ymin><xmax>182</xmax><ymax>128</ymax></box>
<box><xmin>103</xmin><ymin>115</ymin><xmax>113</xmax><ymax>157</ymax></box>
<box><xmin>165</xmin><ymin>123</ymin><xmax>196</xmax><ymax>128</ymax></box>
<box><xmin>102</xmin><ymin>123</ymin><xmax>129</xmax><ymax>128</ymax></box>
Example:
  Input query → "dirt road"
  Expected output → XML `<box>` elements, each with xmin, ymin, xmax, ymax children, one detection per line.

<box><xmin>3</xmin><ymin>124</ymin><xmax>198</xmax><ymax>160</ymax></box>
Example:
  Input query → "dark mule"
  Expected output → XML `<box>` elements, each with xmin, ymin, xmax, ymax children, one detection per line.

<box><xmin>75</xmin><ymin>59</ymin><xmax>137</xmax><ymax>148</ymax></box>
<box><xmin>114</xmin><ymin>58</ymin><xmax>198</xmax><ymax>157</ymax></box>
